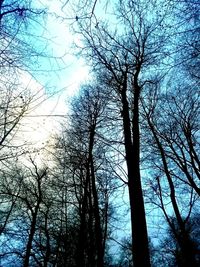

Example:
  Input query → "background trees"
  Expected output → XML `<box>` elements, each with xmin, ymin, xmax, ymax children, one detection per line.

<box><xmin>53</xmin><ymin>83</ymin><xmax>117</xmax><ymax>267</ymax></box>
<box><xmin>0</xmin><ymin>158</ymin><xmax>50</xmax><ymax>266</ymax></box>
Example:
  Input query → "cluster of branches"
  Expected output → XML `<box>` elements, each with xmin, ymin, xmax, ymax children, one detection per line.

<box><xmin>0</xmin><ymin>2</ymin><xmax>67</xmax><ymax>264</ymax></box>
<box><xmin>0</xmin><ymin>0</ymin><xmax>48</xmax><ymax>162</ymax></box>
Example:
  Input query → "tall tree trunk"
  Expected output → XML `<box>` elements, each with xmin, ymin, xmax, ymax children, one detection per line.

<box><xmin>102</xmin><ymin>191</ymin><xmax>109</xmax><ymax>258</ymax></box>
<box><xmin>23</xmin><ymin>207</ymin><xmax>39</xmax><ymax>267</ymax></box>
<box><xmin>76</xmin><ymin>190</ymin><xmax>87</xmax><ymax>267</ymax></box>
<box><xmin>23</xmin><ymin>169</ymin><xmax>44</xmax><ymax>267</ymax></box>
<box><xmin>43</xmin><ymin>211</ymin><xmax>51</xmax><ymax>267</ymax></box>
<box><xmin>91</xmin><ymin>153</ymin><xmax>104</xmax><ymax>267</ymax></box>
<box><xmin>88</xmin><ymin>127</ymin><xmax>104</xmax><ymax>267</ymax></box>
<box><xmin>121</xmin><ymin>73</ymin><xmax>151</xmax><ymax>267</ymax></box>
<box><xmin>88</xmin><ymin>176</ymin><xmax>95</xmax><ymax>267</ymax></box>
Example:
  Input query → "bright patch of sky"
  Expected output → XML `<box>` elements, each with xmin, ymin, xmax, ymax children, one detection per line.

<box><xmin>27</xmin><ymin>0</ymin><xmax>90</xmax><ymax>96</ymax></box>
<box><xmin>15</xmin><ymin>1</ymin><xmax>93</xmax><ymax>150</ymax></box>
<box><xmin>19</xmin><ymin>0</ymin><xmax>120</xmax><ymax>150</ymax></box>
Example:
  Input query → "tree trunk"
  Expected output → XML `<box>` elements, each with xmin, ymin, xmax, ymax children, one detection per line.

<box><xmin>23</xmin><ymin>208</ymin><xmax>39</xmax><ymax>267</ymax></box>
<box><xmin>121</xmin><ymin>73</ymin><xmax>151</xmax><ymax>267</ymax></box>
<box><xmin>88</xmin><ymin>127</ymin><xmax>104</xmax><ymax>267</ymax></box>
<box><xmin>76</xmin><ymin>193</ymin><xmax>87</xmax><ymax>267</ymax></box>
<box><xmin>23</xmin><ymin>173</ymin><xmax>43</xmax><ymax>267</ymax></box>
<box><xmin>43</xmin><ymin>211</ymin><xmax>51</xmax><ymax>267</ymax></box>
<box><xmin>91</xmin><ymin>152</ymin><xmax>104</xmax><ymax>267</ymax></box>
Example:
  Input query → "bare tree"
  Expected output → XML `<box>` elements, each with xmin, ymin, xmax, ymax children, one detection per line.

<box><xmin>0</xmin><ymin>0</ymin><xmax>45</xmax><ymax>72</ymax></box>
<box><xmin>72</xmin><ymin>0</ymin><xmax>172</xmax><ymax>265</ymax></box>
<box><xmin>53</xmin><ymin>82</ymin><xmax>115</xmax><ymax>267</ymax></box>
<box><xmin>142</xmin><ymin>84</ymin><xmax>199</xmax><ymax>267</ymax></box>
<box><xmin>0</xmin><ymin>157</ymin><xmax>50</xmax><ymax>266</ymax></box>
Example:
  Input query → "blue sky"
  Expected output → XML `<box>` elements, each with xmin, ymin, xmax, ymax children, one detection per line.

<box><xmin>15</xmin><ymin>1</ymin><xmax>92</xmax><ymax>146</ymax></box>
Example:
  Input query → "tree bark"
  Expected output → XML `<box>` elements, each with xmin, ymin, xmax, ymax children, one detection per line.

<box><xmin>121</xmin><ymin>72</ymin><xmax>151</xmax><ymax>267</ymax></box>
<box><xmin>88</xmin><ymin>126</ymin><xmax>104</xmax><ymax>267</ymax></box>
<box><xmin>23</xmin><ymin>170</ymin><xmax>43</xmax><ymax>267</ymax></box>
<box><xmin>23</xmin><ymin>207</ymin><xmax>39</xmax><ymax>267</ymax></box>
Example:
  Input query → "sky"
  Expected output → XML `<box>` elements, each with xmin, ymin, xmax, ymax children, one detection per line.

<box><xmin>33</xmin><ymin>0</ymin><xmax>90</xmax><ymax>92</ymax></box>
<box><xmin>17</xmin><ymin>1</ymin><xmax>91</xmax><ymax>151</ymax></box>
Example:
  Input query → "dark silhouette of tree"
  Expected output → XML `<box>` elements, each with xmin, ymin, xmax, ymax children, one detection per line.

<box><xmin>22</xmin><ymin>160</ymin><xmax>48</xmax><ymax>267</ymax></box>
<box><xmin>0</xmin><ymin>158</ymin><xmax>50</xmax><ymax>266</ymax></box>
<box><xmin>72</xmin><ymin>0</ymin><xmax>172</xmax><ymax>265</ymax></box>
<box><xmin>53</xmin><ymin>82</ymin><xmax>116</xmax><ymax>266</ymax></box>
<box><xmin>142</xmin><ymin>84</ymin><xmax>199</xmax><ymax>266</ymax></box>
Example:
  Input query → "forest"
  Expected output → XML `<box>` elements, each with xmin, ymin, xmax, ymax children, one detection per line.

<box><xmin>0</xmin><ymin>0</ymin><xmax>199</xmax><ymax>266</ymax></box>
